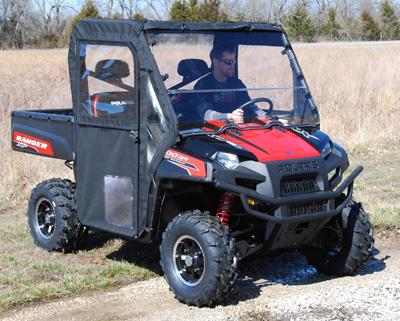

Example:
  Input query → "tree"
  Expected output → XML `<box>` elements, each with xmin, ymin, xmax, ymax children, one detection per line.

<box><xmin>0</xmin><ymin>0</ymin><xmax>27</xmax><ymax>48</ymax></box>
<box><xmin>360</xmin><ymin>9</ymin><xmax>381</xmax><ymax>40</ymax></box>
<box><xmin>284</xmin><ymin>2</ymin><xmax>316</xmax><ymax>42</ymax></box>
<box><xmin>170</xmin><ymin>0</ymin><xmax>188</xmax><ymax>20</ymax></box>
<box><xmin>199</xmin><ymin>0</ymin><xmax>220</xmax><ymax>22</ymax></box>
<box><xmin>112</xmin><ymin>11</ymin><xmax>124</xmax><ymax>18</ymax></box>
<box><xmin>380</xmin><ymin>0</ymin><xmax>400</xmax><ymax>40</ymax></box>
<box><xmin>226</xmin><ymin>0</ymin><xmax>288</xmax><ymax>24</ymax></box>
<box><xmin>141</xmin><ymin>0</ymin><xmax>174</xmax><ymax>20</ymax></box>
<box><xmin>169</xmin><ymin>0</ymin><xmax>226</xmax><ymax>22</ymax></box>
<box><xmin>118</xmin><ymin>0</ymin><xmax>141</xmax><ymax>18</ymax></box>
<box><xmin>132</xmin><ymin>12</ymin><xmax>145</xmax><ymax>19</ymax></box>
<box><xmin>322</xmin><ymin>7</ymin><xmax>341</xmax><ymax>40</ymax></box>
<box><xmin>70</xmin><ymin>0</ymin><xmax>101</xmax><ymax>32</ymax></box>
<box><xmin>335</xmin><ymin>0</ymin><xmax>361</xmax><ymax>41</ymax></box>
<box><xmin>187</xmin><ymin>0</ymin><xmax>201</xmax><ymax>21</ymax></box>
<box><xmin>105</xmin><ymin>0</ymin><xmax>114</xmax><ymax>18</ymax></box>
<box><xmin>218</xmin><ymin>9</ymin><xmax>229</xmax><ymax>22</ymax></box>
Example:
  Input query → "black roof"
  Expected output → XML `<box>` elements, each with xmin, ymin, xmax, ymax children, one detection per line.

<box><xmin>69</xmin><ymin>18</ymin><xmax>286</xmax><ymax>120</ymax></box>
<box><xmin>73</xmin><ymin>18</ymin><xmax>284</xmax><ymax>39</ymax></box>
<box><xmin>142</xmin><ymin>19</ymin><xmax>283</xmax><ymax>32</ymax></box>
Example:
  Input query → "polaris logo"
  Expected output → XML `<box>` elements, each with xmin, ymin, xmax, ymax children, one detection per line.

<box><xmin>278</xmin><ymin>161</ymin><xmax>319</xmax><ymax>173</ymax></box>
<box><xmin>110</xmin><ymin>101</ymin><xmax>128</xmax><ymax>106</ymax></box>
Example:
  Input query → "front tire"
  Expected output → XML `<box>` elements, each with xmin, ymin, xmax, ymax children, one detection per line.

<box><xmin>160</xmin><ymin>211</ymin><xmax>237</xmax><ymax>307</ymax></box>
<box><xmin>303</xmin><ymin>199</ymin><xmax>373</xmax><ymax>276</ymax></box>
<box><xmin>28</xmin><ymin>178</ymin><xmax>81</xmax><ymax>252</ymax></box>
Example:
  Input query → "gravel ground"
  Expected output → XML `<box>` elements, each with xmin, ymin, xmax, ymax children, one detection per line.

<box><xmin>1</xmin><ymin>235</ymin><xmax>399</xmax><ymax>321</ymax></box>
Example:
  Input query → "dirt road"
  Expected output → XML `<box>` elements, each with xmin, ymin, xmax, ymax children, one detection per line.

<box><xmin>2</xmin><ymin>235</ymin><xmax>399</xmax><ymax>321</ymax></box>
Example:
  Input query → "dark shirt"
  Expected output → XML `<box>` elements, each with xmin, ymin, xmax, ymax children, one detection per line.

<box><xmin>194</xmin><ymin>73</ymin><xmax>264</xmax><ymax>121</ymax></box>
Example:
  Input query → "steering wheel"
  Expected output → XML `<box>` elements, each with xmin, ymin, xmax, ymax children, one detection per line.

<box><xmin>237</xmin><ymin>97</ymin><xmax>273</xmax><ymax>114</ymax></box>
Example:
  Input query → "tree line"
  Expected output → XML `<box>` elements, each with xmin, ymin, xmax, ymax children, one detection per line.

<box><xmin>1</xmin><ymin>0</ymin><xmax>399</xmax><ymax>49</ymax></box>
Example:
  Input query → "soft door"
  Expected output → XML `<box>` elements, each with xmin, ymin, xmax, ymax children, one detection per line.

<box><xmin>75</xmin><ymin>43</ymin><xmax>139</xmax><ymax>237</ymax></box>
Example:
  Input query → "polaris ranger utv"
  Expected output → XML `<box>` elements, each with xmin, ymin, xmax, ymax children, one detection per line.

<box><xmin>11</xmin><ymin>19</ymin><xmax>373</xmax><ymax>307</ymax></box>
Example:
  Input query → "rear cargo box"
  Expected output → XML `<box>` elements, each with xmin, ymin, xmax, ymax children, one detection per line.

<box><xmin>11</xmin><ymin>109</ymin><xmax>74</xmax><ymax>160</ymax></box>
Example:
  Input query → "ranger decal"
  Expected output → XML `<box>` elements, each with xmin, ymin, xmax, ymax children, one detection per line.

<box><xmin>13</xmin><ymin>132</ymin><xmax>54</xmax><ymax>156</ymax></box>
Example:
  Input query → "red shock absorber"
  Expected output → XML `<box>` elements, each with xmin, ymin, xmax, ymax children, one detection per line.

<box><xmin>216</xmin><ymin>192</ymin><xmax>235</xmax><ymax>226</ymax></box>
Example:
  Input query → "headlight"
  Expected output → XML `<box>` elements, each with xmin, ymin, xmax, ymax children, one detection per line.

<box><xmin>332</xmin><ymin>142</ymin><xmax>344</xmax><ymax>157</ymax></box>
<box><xmin>211</xmin><ymin>152</ymin><xmax>240</xmax><ymax>170</ymax></box>
<box><xmin>321</xmin><ymin>141</ymin><xmax>333</xmax><ymax>159</ymax></box>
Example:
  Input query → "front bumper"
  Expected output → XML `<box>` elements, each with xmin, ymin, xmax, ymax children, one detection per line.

<box><xmin>214</xmin><ymin>165</ymin><xmax>363</xmax><ymax>223</ymax></box>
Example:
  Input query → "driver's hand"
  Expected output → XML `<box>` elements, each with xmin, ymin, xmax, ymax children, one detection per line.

<box><xmin>228</xmin><ymin>108</ymin><xmax>244</xmax><ymax>123</ymax></box>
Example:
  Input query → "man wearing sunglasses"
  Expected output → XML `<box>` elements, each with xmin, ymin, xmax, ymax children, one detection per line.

<box><xmin>194</xmin><ymin>42</ymin><xmax>266</xmax><ymax>123</ymax></box>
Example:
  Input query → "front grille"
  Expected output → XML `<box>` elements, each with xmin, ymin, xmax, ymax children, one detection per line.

<box><xmin>281</xmin><ymin>178</ymin><xmax>319</xmax><ymax>195</ymax></box>
<box><xmin>288</xmin><ymin>201</ymin><xmax>327</xmax><ymax>216</ymax></box>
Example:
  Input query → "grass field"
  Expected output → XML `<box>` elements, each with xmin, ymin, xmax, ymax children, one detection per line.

<box><xmin>0</xmin><ymin>213</ymin><xmax>159</xmax><ymax>312</ymax></box>
<box><xmin>0</xmin><ymin>41</ymin><xmax>399</xmax><ymax>313</ymax></box>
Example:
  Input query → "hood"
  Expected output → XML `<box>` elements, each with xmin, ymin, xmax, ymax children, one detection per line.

<box><xmin>198</xmin><ymin>121</ymin><xmax>321</xmax><ymax>162</ymax></box>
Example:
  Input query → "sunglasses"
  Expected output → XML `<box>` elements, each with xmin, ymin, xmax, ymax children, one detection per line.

<box><xmin>217</xmin><ymin>58</ymin><xmax>236</xmax><ymax>65</ymax></box>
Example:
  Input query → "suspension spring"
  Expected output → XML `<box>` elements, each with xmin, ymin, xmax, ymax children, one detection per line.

<box><xmin>216</xmin><ymin>192</ymin><xmax>235</xmax><ymax>226</ymax></box>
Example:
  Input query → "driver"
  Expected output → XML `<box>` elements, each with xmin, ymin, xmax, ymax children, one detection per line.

<box><xmin>194</xmin><ymin>42</ymin><xmax>266</xmax><ymax>123</ymax></box>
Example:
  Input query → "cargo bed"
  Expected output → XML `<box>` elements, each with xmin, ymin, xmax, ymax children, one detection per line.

<box><xmin>11</xmin><ymin>109</ymin><xmax>75</xmax><ymax>160</ymax></box>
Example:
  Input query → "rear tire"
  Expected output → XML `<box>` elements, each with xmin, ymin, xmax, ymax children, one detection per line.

<box><xmin>303</xmin><ymin>199</ymin><xmax>373</xmax><ymax>276</ymax></box>
<box><xmin>160</xmin><ymin>211</ymin><xmax>237</xmax><ymax>307</ymax></box>
<box><xmin>27</xmin><ymin>178</ymin><xmax>81</xmax><ymax>252</ymax></box>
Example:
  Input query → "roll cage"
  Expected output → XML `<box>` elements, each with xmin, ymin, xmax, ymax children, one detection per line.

<box><xmin>68</xmin><ymin>19</ymin><xmax>319</xmax><ymax>237</ymax></box>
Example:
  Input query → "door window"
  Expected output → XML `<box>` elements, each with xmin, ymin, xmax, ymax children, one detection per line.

<box><xmin>79</xmin><ymin>44</ymin><xmax>136</xmax><ymax>123</ymax></box>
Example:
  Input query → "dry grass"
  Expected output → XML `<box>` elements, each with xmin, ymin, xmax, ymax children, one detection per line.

<box><xmin>296</xmin><ymin>42</ymin><xmax>400</xmax><ymax>228</ymax></box>
<box><xmin>0</xmin><ymin>51</ymin><xmax>160</xmax><ymax>314</ymax></box>
<box><xmin>1</xmin><ymin>42</ymin><xmax>399</xmax><ymax>209</ymax></box>
<box><xmin>0</xmin><ymin>42</ymin><xmax>399</xmax><ymax>313</ymax></box>
<box><xmin>0</xmin><ymin>49</ymin><xmax>72</xmax><ymax>211</ymax></box>
<box><xmin>294</xmin><ymin>41</ymin><xmax>400</xmax><ymax>146</ymax></box>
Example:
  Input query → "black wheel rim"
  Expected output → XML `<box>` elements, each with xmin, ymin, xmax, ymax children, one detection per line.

<box><xmin>325</xmin><ymin>222</ymin><xmax>344</xmax><ymax>256</ymax></box>
<box><xmin>35</xmin><ymin>198</ymin><xmax>55</xmax><ymax>239</ymax></box>
<box><xmin>172</xmin><ymin>235</ymin><xmax>205</xmax><ymax>286</ymax></box>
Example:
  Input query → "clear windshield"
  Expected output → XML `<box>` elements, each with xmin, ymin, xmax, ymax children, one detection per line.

<box><xmin>146</xmin><ymin>31</ymin><xmax>319</xmax><ymax>130</ymax></box>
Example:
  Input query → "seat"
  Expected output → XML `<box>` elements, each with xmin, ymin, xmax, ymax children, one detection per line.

<box><xmin>88</xmin><ymin>59</ymin><xmax>135</xmax><ymax>120</ymax></box>
<box><xmin>171</xmin><ymin>59</ymin><xmax>210</xmax><ymax>126</ymax></box>
<box><xmin>90</xmin><ymin>91</ymin><xmax>134</xmax><ymax>120</ymax></box>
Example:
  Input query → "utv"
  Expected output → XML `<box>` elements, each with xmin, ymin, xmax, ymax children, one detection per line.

<box><xmin>11</xmin><ymin>19</ymin><xmax>373</xmax><ymax>307</ymax></box>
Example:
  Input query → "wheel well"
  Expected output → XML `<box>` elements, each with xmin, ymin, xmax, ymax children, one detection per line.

<box><xmin>155</xmin><ymin>180</ymin><xmax>220</xmax><ymax>239</ymax></box>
